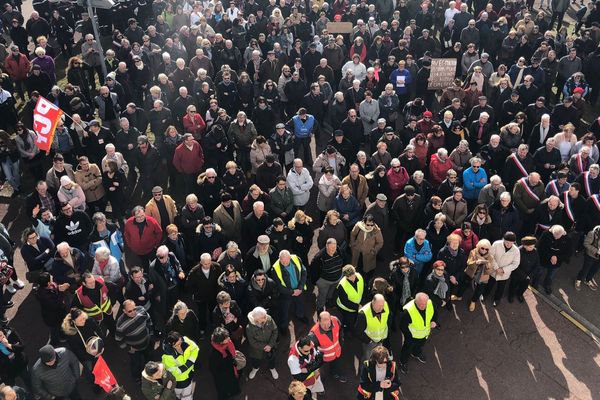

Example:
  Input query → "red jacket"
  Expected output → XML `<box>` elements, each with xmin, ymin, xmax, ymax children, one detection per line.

<box><xmin>124</xmin><ymin>216</ymin><xmax>163</xmax><ymax>256</ymax></box>
<box><xmin>182</xmin><ymin>113</ymin><xmax>206</xmax><ymax>138</ymax></box>
<box><xmin>5</xmin><ymin>53</ymin><xmax>30</xmax><ymax>81</ymax></box>
<box><xmin>173</xmin><ymin>140</ymin><xmax>205</xmax><ymax>174</ymax></box>
<box><xmin>429</xmin><ymin>154</ymin><xmax>455</xmax><ymax>187</ymax></box>
<box><xmin>386</xmin><ymin>166</ymin><xmax>409</xmax><ymax>201</ymax></box>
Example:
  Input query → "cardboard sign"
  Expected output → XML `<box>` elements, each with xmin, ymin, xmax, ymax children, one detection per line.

<box><xmin>326</xmin><ymin>22</ymin><xmax>354</xmax><ymax>34</ymax></box>
<box><xmin>428</xmin><ymin>58</ymin><xmax>457</xmax><ymax>90</ymax></box>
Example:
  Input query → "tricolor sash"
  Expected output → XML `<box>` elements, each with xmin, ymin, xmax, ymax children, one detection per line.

<box><xmin>584</xmin><ymin>172</ymin><xmax>593</xmax><ymax>197</ymax></box>
<box><xmin>563</xmin><ymin>192</ymin><xmax>575</xmax><ymax>223</ymax></box>
<box><xmin>509</xmin><ymin>153</ymin><xmax>529</xmax><ymax>177</ymax></box>
<box><xmin>591</xmin><ymin>194</ymin><xmax>600</xmax><ymax>212</ymax></box>
<box><xmin>576</xmin><ymin>154</ymin><xmax>585</xmax><ymax>174</ymax></box>
<box><xmin>519</xmin><ymin>177</ymin><xmax>540</xmax><ymax>202</ymax></box>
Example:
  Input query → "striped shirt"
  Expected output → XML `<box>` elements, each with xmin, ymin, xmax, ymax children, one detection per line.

<box><xmin>115</xmin><ymin>306</ymin><xmax>152</xmax><ymax>351</ymax></box>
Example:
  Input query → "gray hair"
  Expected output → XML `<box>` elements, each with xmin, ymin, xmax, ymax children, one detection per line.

<box><xmin>413</xmin><ymin>170</ymin><xmax>424</xmax><ymax>179</ymax></box>
<box><xmin>200</xmin><ymin>253</ymin><xmax>212</xmax><ymax>263</ymax></box>
<box><xmin>470</xmin><ymin>157</ymin><xmax>482</xmax><ymax>166</ymax></box>
<box><xmin>500</xmin><ymin>192</ymin><xmax>512</xmax><ymax>201</ymax></box>
<box><xmin>172</xmin><ymin>300</ymin><xmax>188</xmax><ymax>317</ymax></box>
<box><xmin>249</xmin><ymin>306</ymin><xmax>267</xmax><ymax>320</ymax></box>
<box><xmin>490</xmin><ymin>175</ymin><xmax>502</xmax><ymax>184</ymax></box>
<box><xmin>95</xmin><ymin>246</ymin><xmax>111</xmax><ymax>260</ymax></box>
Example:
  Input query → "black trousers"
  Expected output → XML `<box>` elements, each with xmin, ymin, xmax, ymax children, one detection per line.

<box><xmin>196</xmin><ymin>299</ymin><xmax>217</xmax><ymax>331</ymax></box>
<box><xmin>400</xmin><ymin>334</ymin><xmax>427</xmax><ymax>364</ymax></box>
<box><xmin>484</xmin><ymin>276</ymin><xmax>508</xmax><ymax>302</ymax></box>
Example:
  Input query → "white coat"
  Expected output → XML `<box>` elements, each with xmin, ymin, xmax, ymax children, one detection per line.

<box><xmin>490</xmin><ymin>239</ymin><xmax>521</xmax><ymax>281</ymax></box>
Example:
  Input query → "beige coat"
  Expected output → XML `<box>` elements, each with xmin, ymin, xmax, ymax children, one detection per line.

<box><xmin>145</xmin><ymin>195</ymin><xmax>178</xmax><ymax>227</ymax></box>
<box><xmin>465</xmin><ymin>244</ymin><xmax>497</xmax><ymax>284</ymax></box>
<box><xmin>212</xmin><ymin>200</ymin><xmax>243</xmax><ymax>243</ymax></box>
<box><xmin>350</xmin><ymin>221</ymin><xmax>384</xmax><ymax>273</ymax></box>
<box><xmin>341</xmin><ymin>174</ymin><xmax>369</xmax><ymax>206</ymax></box>
<box><xmin>74</xmin><ymin>163</ymin><xmax>105</xmax><ymax>203</ymax></box>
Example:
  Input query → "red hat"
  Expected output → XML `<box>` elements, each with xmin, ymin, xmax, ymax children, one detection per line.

<box><xmin>423</xmin><ymin>111</ymin><xmax>433</xmax><ymax>118</ymax></box>
<box><xmin>573</xmin><ymin>87</ymin><xmax>584</xmax><ymax>94</ymax></box>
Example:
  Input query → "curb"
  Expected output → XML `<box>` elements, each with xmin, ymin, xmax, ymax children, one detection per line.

<box><xmin>530</xmin><ymin>286</ymin><xmax>600</xmax><ymax>345</ymax></box>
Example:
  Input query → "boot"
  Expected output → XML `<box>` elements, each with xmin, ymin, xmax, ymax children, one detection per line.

<box><xmin>469</xmin><ymin>302</ymin><xmax>476</xmax><ymax>312</ymax></box>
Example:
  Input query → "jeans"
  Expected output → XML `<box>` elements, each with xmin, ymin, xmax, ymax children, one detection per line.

<box><xmin>1</xmin><ymin>158</ymin><xmax>20</xmax><ymax>190</ymax></box>
<box><xmin>541</xmin><ymin>266</ymin><xmax>560</xmax><ymax>290</ymax></box>
<box><xmin>278</xmin><ymin>292</ymin><xmax>305</xmax><ymax>330</ymax></box>
<box><xmin>315</xmin><ymin>278</ymin><xmax>339</xmax><ymax>310</ymax></box>
<box><xmin>577</xmin><ymin>254</ymin><xmax>600</xmax><ymax>282</ymax></box>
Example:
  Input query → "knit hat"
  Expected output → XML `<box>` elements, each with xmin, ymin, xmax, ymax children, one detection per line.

<box><xmin>39</xmin><ymin>345</ymin><xmax>56</xmax><ymax>363</ymax></box>
<box><xmin>573</xmin><ymin>87</ymin><xmax>585</xmax><ymax>94</ymax></box>
<box><xmin>60</xmin><ymin>175</ymin><xmax>72</xmax><ymax>186</ymax></box>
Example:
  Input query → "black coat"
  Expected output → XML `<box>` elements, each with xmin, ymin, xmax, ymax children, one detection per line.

<box><xmin>186</xmin><ymin>263</ymin><xmax>221</xmax><ymax>303</ymax></box>
<box><xmin>208</xmin><ymin>343</ymin><xmax>241</xmax><ymax>399</ymax></box>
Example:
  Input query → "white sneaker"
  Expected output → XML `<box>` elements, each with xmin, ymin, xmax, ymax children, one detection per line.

<box><xmin>12</xmin><ymin>279</ymin><xmax>25</xmax><ymax>289</ymax></box>
<box><xmin>575</xmin><ymin>280</ymin><xmax>582</xmax><ymax>291</ymax></box>
<box><xmin>270</xmin><ymin>368</ymin><xmax>279</xmax><ymax>379</ymax></box>
<box><xmin>6</xmin><ymin>284</ymin><xmax>16</xmax><ymax>294</ymax></box>
<box><xmin>248</xmin><ymin>368</ymin><xmax>259</xmax><ymax>379</ymax></box>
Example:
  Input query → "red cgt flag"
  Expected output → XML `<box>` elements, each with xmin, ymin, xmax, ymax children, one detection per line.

<box><xmin>92</xmin><ymin>355</ymin><xmax>118</xmax><ymax>393</ymax></box>
<box><xmin>32</xmin><ymin>96</ymin><xmax>64</xmax><ymax>153</ymax></box>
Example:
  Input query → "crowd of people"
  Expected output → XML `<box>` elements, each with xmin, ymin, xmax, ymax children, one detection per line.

<box><xmin>0</xmin><ymin>0</ymin><xmax>599</xmax><ymax>398</ymax></box>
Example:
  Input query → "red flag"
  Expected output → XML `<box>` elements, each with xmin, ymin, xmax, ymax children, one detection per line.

<box><xmin>32</xmin><ymin>96</ymin><xmax>64</xmax><ymax>153</ymax></box>
<box><xmin>92</xmin><ymin>355</ymin><xmax>117</xmax><ymax>393</ymax></box>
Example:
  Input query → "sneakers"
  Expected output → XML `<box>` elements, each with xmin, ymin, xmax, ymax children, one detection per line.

<box><xmin>469</xmin><ymin>302</ymin><xmax>476</xmax><ymax>312</ymax></box>
<box><xmin>585</xmin><ymin>281</ymin><xmax>598</xmax><ymax>291</ymax></box>
<box><xmin>249</xmin><ymin>368</ymin><xmax>259</xmax><ymax>379</ymax></box>
<box><xmin>12</xmin><ymin>279</ymin><xmax>25</xmax><ymax>289</ymax></box>
<box><xmin>5</xmin><ymin>285</ymin><xmax>16</xmax><ymax>294</ymax></box>
<box><xmin>479</xmin><ymin>295</ymin><xmax>484</xmax><ymax>302</ymax></box>
<box><xmin>493</xmin><ymin>299</ymin><xmax>500</xmax><ymax>307</ymax></box>
<box><xmin>411</xmin><ymin>353</ymin><xmax>426</xmax><ymax>364</ymax></box>
<box><xmin>575</xmin><ymin>280</ymin><xmax>582</xmax><ymax>291</ymax></box>
<box><xmin>399</xmin><ymin>363</ymin><xmax>408</xmax><ymax>374</ymax></box>
<box><xmin>270</xmin><ymin>368</ymin><xmax>279</xmax><ymax>380</ymax></box>
<box><xmin>450</xmin><ymin>295</ymin><xmax>462</xmax><ymax>301</ymax></box>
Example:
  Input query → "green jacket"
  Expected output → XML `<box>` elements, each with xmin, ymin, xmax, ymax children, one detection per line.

<box><xmin>268</xmin><ymin>186</ymin><xmax>294</xmax><ymax>217</ymax></box>
<box><xmin>141</xmin><ymin>369</ymin><xmax>177</xmax><ymax>400</ymax></box>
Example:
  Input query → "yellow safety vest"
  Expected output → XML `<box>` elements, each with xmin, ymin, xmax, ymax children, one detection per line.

<box><xmin>360</xmin><ymin>302</ymin><xmax>390</xmax><ymax>342</ymax></box>
<box><xmin>336</xmin><ymin>273</ymin><xmax>364</xmax><ymax>312</ymax></box>
<box><xmin>272</xmin><ymin>255</ymin><xmax>307</xmax><ymax>289</ymax></box>
<box><xmin>162</xmin><ymin>336</ymin><xmax>200</xmax><ymax>382</ymax></box>
<box><xmin>403</xmin><ymin>299</ymin><xmax>434</xmax><ymax>339</ymax></box>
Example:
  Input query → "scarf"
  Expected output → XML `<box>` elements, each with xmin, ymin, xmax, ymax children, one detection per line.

<box><xmin>400</xmin><ymin>269</ymin><xmax>412</xmax><ymax>305</ymax></box>
<box><xmin>211</xmin><ymin>340</ymin><xmax>238</xmax><ymax>377</ymax></box>
<box><xmin>428</xmin><ymin>271</ymin><xmax>448</xmax><ymax>299</ymax></box>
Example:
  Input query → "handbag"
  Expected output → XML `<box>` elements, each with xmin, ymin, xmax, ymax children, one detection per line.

<box><xmin>234</xmin><ymin>350</ymin><xmax>246</xmax><ymax>370</ymax></box>
<box><xmin>75</xmin><ymin>325</ymin><xmax>104</xmax><ymax>357</ymax></box>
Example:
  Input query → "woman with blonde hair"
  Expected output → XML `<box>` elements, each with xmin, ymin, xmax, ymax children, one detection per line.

<box><xmin>57</xmin><ymin>175</ymin><xmax>86</xmax><ymax>212</ymax></box>
<box><xmin>456</xmin><ymin>239</ymin><xmax>496</xmax><ymax>311</ymax></box>
<box><xmin>499</xmin><ymin>122</ymin><xmax>522</xmax><ymax>152</ymax></box>
<box><xmin>288</xmin><ymin>210</ymin><xmax>313</xmax><ymax>265</ymax></box>
<box><xmin>288</xmin><ymin>380</ymin><xmax>312</xmax><ymax>400</ymax></box>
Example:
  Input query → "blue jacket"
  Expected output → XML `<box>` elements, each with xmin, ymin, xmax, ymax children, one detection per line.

<box><xmin>334</xmin><ymin>194</ymin><xmax>362</xmax><ymax>227</ymax></box>
<box><xmin>389</xmin><ymin>68</ymin><xmax>411</xmax><ymax>96</ymax></box>
<box><xmin>291</xmin><ymin>115</ymin><xmax>316</xmax><ymax>139</ymax></box>
<box><xmin>89</xmin><ymin>225</ymin><xmax>124</xmax><ymax>262</ymax></box>
<box><xmin>404</xmin><ymin>237</ymin><xmax>433</xmax><ymax>271</ymax></box>
<box><xmin>462</xmin><ymin>166</ymin><xmax>488</xmax><ymax>200</ymax></box>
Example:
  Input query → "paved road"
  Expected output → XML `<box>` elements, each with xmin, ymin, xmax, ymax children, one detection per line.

<box><xmin>3</xmin><ymin>198</ymin><xmax>600</xmax><ymax>400</ymax></box>
<box><xmin>6</xmin><ymin>1</ymin><xmax>599</xmax><ymax>399</ymax></box>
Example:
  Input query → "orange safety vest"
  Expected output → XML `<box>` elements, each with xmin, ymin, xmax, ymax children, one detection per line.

<box><xmin>75</xmin><ymin>276</ymin><xmax>111</xmax><ymax>321</ymax></box>
<box><xmin>309</xmin><ymin>318</ymin><xmax>342</xmax><ymax>362</ymax></box>
<box><xmin>289</xmin><ymin>343</ymin><xmax>319</xmax><ymax>387</ymax></box>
